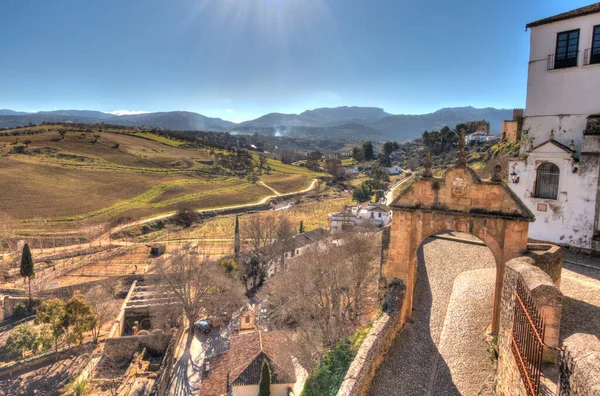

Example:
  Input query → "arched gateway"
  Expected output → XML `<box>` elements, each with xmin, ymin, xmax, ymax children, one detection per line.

<box><xmin>382</xmin><ymin>154</ymin><xmax>534</xmax><ymax>334</ymax></box>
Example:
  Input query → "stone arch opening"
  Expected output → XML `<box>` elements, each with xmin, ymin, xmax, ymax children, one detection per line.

<box><xmin>382</xmin><ymin>164</ymin><xmax>534</xmax><ymax>333</ymax></box>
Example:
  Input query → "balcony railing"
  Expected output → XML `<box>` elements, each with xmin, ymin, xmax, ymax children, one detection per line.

<box><xmin>584</xmin><ymin>48</ymin><xmax>600</xmax><ymax>66</ymax></box>
<box><xmin>547</xmin><ymin>51</ymin><xmax>578</xmax><ymax>70</ymax></box>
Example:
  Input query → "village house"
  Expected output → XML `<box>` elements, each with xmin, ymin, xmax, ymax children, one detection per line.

<box><xmin>508</xmin><ymin>3</ymin><xmax>600</xmax><ymax>252</ymax></box>
<box><xmin>246</xmin><ymin>228</ymin><xmax>328</xmax><ymax>289</ymax></box>
<box><xmin>199</xmin><ymin>331</ymin><xmax>308</xmax><ymax>396</ymax></box>
<box><xmin>385</xmin><ymin>165</ymin><xmax>403</xmax><ymax>175</ymax></box>
<box><xmin>329</xmin><ymin>202</ymin><xmax>391</xmax><ymax>233</ymax></box>
<box><xmin>465</xmin><ymin>130</ymin><xmax>500</xmax><ymax>144</ymax></box>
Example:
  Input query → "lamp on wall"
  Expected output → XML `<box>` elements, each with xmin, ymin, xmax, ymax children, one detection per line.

<box><xmin>510</xmin><ymin>170</ymin><xmax>520</xmax><ymax>184</ymax></box>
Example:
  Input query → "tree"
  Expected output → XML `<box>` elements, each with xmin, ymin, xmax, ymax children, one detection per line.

<box><xmin>36</xmin><ymin>298</ymin><xmax>66</xmax><ymax>352</ymax></box>
<box><xmin>352</xmin><ymin>182</ymin><xmax>372</xmax><ymax>202</ymax></box>
<box><xmin>258</xmin><ymin>359</ymin><xmax>272</xmax><ymax>396</ymax></box>
<box><xmin>381</xmin><ymin>141</ymin><xmax>400</xmax><ymax>157</ymax></box>
<box><xmin>242</xmin><ymin>214</ymin><xmax>295</xmax><ymax>290</ymax></box>
<box><xmin>299</xmin><ymin>220</ymin><xmax>304</xmax><ymax>234</ymax></box>
<box><xmin>370</xmin><ymin>165</ymin><xmax>390</xmax><ymax>190</ymax></box>
<box><xmin>174</xmin><ymin>207</ymin><xmax>201</xmax><ymax>228</ymax></box>
<box><xmin>362</xmin><ymin>141</ymin><xmax>374</xmax><ymax>161</ymax></box>
<box><xmin>156</xmin><ymin>253</ymin><xmax>245</xmax><ymax>340</ymax></box>
<box><xmin>4</xmin><ymin>324</ymin><xmax>38</xmax><ymax>358</ymax></box>
<box><xmin>23</xmin><ymin>139</ymin><xmax>32</xmax><ymax>147</ymax></box>
<box><xmin>20</xmin><ymin>243</ymin><xmax>34</xmax><ymax>310</ymax></box>
<box><xmin>351</xmin><ymin>147</ymin><xmax>364</xmax><ymax>162</ymax></box>
<box><xmin>261</xmin><ymin>232</ymin><xmax>379</xmax><ymax>361</ymax></box>
<box><xmin>85</xmin><ymin>280</ymin><xmax>121</xmax><ymax>342</ymax></box>
<box><xmin>257</xmin><ymin>153</ymin><xmax>269</xmax><ymax>174</ymax></box>
<box><xmin>0</xmin><ymin>212</ymin><xmax>14</xmax><ymax>259</ymax></box>
<box><xmin>64</xmin><ymin>295</ymin><xmax>95</xmax><ymax>345</ymax></box>
<box><xmin>325</xmin><ymin>158</ymin><xmax>341</xmax><ymax>177</ymax></box>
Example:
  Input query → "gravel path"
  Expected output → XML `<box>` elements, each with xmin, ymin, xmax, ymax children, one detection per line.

<box><xmin>369</xmin><ymin>233</ymin><xmax>496</xmax><ymax>396</ymax></box>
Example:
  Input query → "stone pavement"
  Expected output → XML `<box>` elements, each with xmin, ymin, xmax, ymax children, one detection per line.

<box><xmin>369</xmin><ymin>233</ymin><xmax>496</xmax><ymax>396</ymax></box>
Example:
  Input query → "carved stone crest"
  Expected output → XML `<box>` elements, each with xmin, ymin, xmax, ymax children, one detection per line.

<box><xmin>451</xmin><ymin>177</ymin><xmax>468</xmax><ymax>197</ymax></box>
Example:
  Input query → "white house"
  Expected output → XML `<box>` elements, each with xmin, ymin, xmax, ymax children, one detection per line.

<box><xmin>508</xmin><ymin>3</ymin><xmax>600</xmax><ymax>252</ymax></box>
<box><xmin>246</xmin><ymin>228</ymin><xmax>328</xmax><ymax>289</ymax></box>
<box><xmin>465</xmin><ymin>131</ymin><xmax>500</xmax><ymax>144</ymax></box>
<box><xmin>386</xmin><ymin>165</ymin><xmax>404</xmax><ymax>175</ymax></box>
<box><xmin>329</xmin><ymin>202</ymin><xmax>391</xmax><ymax>233</ymax></box>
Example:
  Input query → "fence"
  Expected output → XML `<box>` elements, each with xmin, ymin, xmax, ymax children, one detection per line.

<box><xmin>511</xmin><ymin>278</ymin><xmax>545</xmax><ymax>396</ymax></box>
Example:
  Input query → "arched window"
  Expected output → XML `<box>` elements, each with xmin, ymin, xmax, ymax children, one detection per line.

<box><xmin>535</xmin><ymin>162</ymin><xmax>560</xmax><ymax>199</ymax></box>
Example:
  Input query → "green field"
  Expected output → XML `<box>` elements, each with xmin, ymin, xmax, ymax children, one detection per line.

<box><xmin>0</xmin><ymin>125</ymin><xmax>320</xmax><ymax>234</ymax></box>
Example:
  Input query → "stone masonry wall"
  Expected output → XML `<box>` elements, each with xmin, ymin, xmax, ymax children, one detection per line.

<box><xmin>559</xmin><ymin>333</ymin><xmax>600</xmax><ymax>395</ymax></box>
<box><xmin>497</xmin><ymin>257</ymin><xmax>563</xmax><ymax>396</ymax></box>
<box><xmin>337</xmin><ymin>280</ymin><xmax>406</xmax><ymax>396</ymax></box>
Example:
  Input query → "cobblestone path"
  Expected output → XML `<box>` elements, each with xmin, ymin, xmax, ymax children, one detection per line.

<box><xmin>369</xmin><ymin>234</ymin><xmax>496</xmax><ymax>396</ymax></box>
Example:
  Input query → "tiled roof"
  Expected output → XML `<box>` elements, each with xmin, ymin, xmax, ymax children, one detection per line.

<box><xmin>526</xmin><ymin>2</ymin><xmax>600</xmax><ymax>28</ymax></box>
<box><xmin>200</xmin><ymin>331</ymin><xmax>298</xmax><ymax>396</ymax></box>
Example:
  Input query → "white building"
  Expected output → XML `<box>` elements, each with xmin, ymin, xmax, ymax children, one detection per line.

<box><xmin>246</xmin><ymin>228</ymin><xmax>328</xmax><ymax>289</ymax></box>
<box><xmin>508</xmin><ymin>3</ymin><xmax>600</xmax><ymax>252</ymax></box>
<box><xmin>386</xmin><ymin>165</ymin><xmax>404</xmax><ymax>175</ymax></box>
<box><xmin>329</xmin><ymin>202</ymin><xmax>391</xmax><ymax>233</ymax></box>
<box><xmin>465</xmin><ymin>131</ymin><xmax>500</xmax><ymax>144</ymax></box>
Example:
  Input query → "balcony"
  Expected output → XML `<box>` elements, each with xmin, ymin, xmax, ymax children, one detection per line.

<box><xmin>584</xmin><ymin>48</ymin><xmax>600</xmax><ymax>66</ymax></box>
<box><xmin>546</xmin><ymin>51</ymin><xmax>578</xmax><ymax>70</ymax></box>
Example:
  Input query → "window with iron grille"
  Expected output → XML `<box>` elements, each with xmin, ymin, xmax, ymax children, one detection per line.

<box><xmin>535</xmin><ymin>163</ymin><xmax>559</xmax><ymax>200</ymax></box>
<box><xmin>592</xmin><ymin>25</ymin><xmax>600</xmax><ymax>65</ymax></box>
<box><xmin>555</xmin><ymin>29</ymin><xmax>579</xmax><ymax>69</ymax></box>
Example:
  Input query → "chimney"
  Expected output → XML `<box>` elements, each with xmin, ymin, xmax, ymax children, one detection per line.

<box><xmin>205</xmin><ymin>361</ymin><xmax>210</xmax><ymax>373</ymax></box>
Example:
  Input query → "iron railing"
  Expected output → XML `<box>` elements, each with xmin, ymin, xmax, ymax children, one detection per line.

<box><xmin>534</xmin><ymin>163</ymin><xmax>559</xmax><ymax>200</ymax></box>
<box><xmin>584</xmin><ymin>48</ymin><xmax>600</xmax><ymax>66</ymax></box>
<box><xmin>512</xmin><ymin>279</ymin><xmax>545</xmax><ymax>396</ymax></box>
<box><xmin>547</xmin><ymin>52</ymin><xmax>579</xmax><ymax>70</ymax></box>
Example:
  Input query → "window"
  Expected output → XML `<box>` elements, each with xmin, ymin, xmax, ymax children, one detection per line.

<box><xmin>378</xmin><ymin>212</ymin><xmax>382</xmax><ymax>218</ymax></box>
<box><xmin>535</xmin><ymin>163</ymin><xmax>560</xmax><ymax>200</ymax></box>
<box><xmin>592</xmin><ymin>25</ymin><xmax>600</xmax><ymax>65</ymax></box>
<box><xmin>245</xmin><ymin>316</ymin><xmax>250</xmax><ymax>324</ymax></box>
<box><xmin>555</xmin><ymin>29</ymin><xmax>579</xmax><ymax>69</ymax></box>
<box><xmin>370</xmin><ymin>212</ymin><xmax>374</xmax><ymax>218</ymax></box>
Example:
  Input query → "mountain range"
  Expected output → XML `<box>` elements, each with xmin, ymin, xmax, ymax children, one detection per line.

<box><xmin>0</xmin><ymin>106</ymin><xmax>513</xmax><ymax>141</ymax></box>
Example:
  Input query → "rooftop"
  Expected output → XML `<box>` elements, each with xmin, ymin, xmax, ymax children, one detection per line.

<box><xmin>200</xmin><ymin>331</ymin><xmax>299</xmax><ymax>396</ymax></box>
<box><xmin>526</xmin><ymin>2</ymin><xmax>600</xmax><ymax>28</ymax></box>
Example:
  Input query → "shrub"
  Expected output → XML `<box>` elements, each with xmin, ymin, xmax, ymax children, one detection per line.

<box><xmin>13</xmin><ymin>304</ymin><xmax>28</xmax><ymax>318</ymax></box>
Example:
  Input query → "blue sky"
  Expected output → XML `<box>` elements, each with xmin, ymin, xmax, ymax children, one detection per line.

<box><xmin>0</xmin><ymin>0</ymin><xmax>592</xmax><ymax>122</ymax></box>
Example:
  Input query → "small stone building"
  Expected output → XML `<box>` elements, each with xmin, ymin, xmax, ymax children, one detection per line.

<box><xmin>200</xmin><ymin>331</ymin><xmax>307</xmax><ymax>396</ymax></box>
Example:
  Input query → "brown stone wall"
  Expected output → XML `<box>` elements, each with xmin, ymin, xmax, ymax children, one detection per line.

<box><xmin>559</xmin><ymin>333</ymin><xmax>600</xmax><ymax>396</ymax></box>
<box><xmin>385</xmin><ymin>166</ymin><xmax>532</xmax><ymax>332</ymax></box>
<box><xmin>502</xmin><ymin>120</ymin><xmax>522</xmax><ymax>143</ymax></box>
<box><xmin>524</xmin><ymin>243</ymin><xmax>563</xmax><ymax>286</ymax></box>
<box><xmin>104</xmin><ymin>333</ymin><xmax>172</xmax><ymax>361</ymax></box>
<box><xmin>337</xmin><ymin>281</ymin><xmax>406</xmax><ymax>396</ymax></box>
<box><xmin>497</xmin><ymin>258</ymin><xmax>563</xmax><ymax>396</ymax></box>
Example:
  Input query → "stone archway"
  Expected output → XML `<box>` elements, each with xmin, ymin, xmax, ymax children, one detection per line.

<box><xmin>383</xmin><ymin>162</ymin><xmax>534</xmax><ymax>333</ymax></box>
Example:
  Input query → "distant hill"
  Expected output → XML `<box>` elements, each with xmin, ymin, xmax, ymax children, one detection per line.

<box><xmin>0</xmin><ymin>106</ymin><xmax>513</xmax><ymax>141</ymax></box>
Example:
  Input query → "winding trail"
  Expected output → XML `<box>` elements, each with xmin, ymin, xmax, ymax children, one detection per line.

<box><xmin>14</xmin><ymin>179</ymin><xmax>318</xmax><ymax>260</ymax></box>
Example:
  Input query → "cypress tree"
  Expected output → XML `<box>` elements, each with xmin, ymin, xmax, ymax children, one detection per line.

<box><xmin>258</xmin><ymin>358</ymin><xmax>271</xmax><ymax>396</ymax></box>
<box><xmin>20</xmin><ymin>243</ymin><xmax>35</xmax><ymax>311</ymax></box>
<box><xmin>299</xmin><ymin>220</ymin><xmax>304</xmax><ymax>234</ymax></box>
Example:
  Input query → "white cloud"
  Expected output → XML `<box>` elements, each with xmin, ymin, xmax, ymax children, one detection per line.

<box><xmin>226</xmin><ymin>109</ymin><xmax>233</xmax><ymax>113</ymax></box>
<box><xmin>109</xmin><ymin>110</ymin><xmax>150</xmax><ymax>116</ymax></box>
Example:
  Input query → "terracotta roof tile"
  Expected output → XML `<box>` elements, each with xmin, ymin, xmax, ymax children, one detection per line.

<box><xmin>200</xmin><ymin>331</ymin><xmax>298</xmax><ymax>396</ymax></box>
<box><xmin>526</xmin><ymin>2</ymin><xmax>600</xmax><ymax>28</ymax></box>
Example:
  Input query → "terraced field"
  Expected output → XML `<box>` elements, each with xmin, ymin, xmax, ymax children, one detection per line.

<box><xmin>0</xmin><ymin>125</ymin><xmax>320</xmax><ymax>235</ymax></box>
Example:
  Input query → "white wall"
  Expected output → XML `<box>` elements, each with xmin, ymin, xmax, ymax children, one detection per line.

<box><xmin>522</xmin><ymin>115</ymin><xmax>587</xmax><ymax>154</ymax></box>
<box><xmin>509</xmin><ymin>152</ymin><xmax>599</xmax><ymax>249</ymax></box>
<box><xmin>526</xmin><ymin>13</ymin><xmax>600</xmax><ymax>118</ymax></box>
